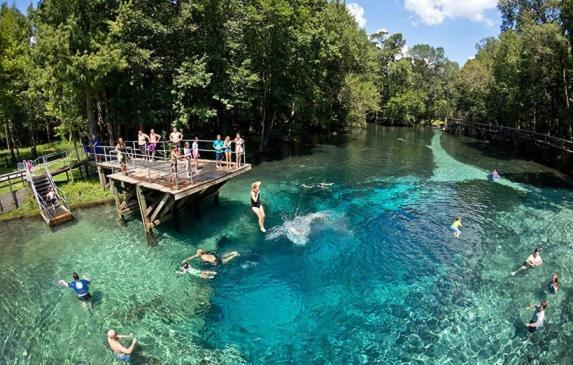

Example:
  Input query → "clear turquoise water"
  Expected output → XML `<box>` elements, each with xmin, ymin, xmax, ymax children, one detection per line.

<box><xmin>1</xmin><ymin>127</ymin><xmax>573</xmax><ymax>364</ymax></box>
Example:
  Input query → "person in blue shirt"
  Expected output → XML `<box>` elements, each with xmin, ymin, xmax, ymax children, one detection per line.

<box><xmin>213</xmin><ymin>135</ymin><xmax>224</xmax><ymax>169</ymax></box>
<box><xmin>58</xmin><ymin>272</ymin><xmax>92</xmax><ymax>310</ymax></box>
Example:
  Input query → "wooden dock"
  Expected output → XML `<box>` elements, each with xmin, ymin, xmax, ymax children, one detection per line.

<box><xmin>96</xmin><ymin>156</ymin><xmax>251</xmax><ymax>244</ymax></box>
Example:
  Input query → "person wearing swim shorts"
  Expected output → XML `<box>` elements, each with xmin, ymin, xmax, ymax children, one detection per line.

<box><xmin>182</xmin><ymin>249</ymin><xmax>240</xmax><ymax>267</ymax></box>
<box><xmin>512</xmin><ymin>247</ymin><xmax>543</xmax><ymax>276</ymax></box>
<box><xmin>213</xmin><ymin>135</ymin><xmax>224</xmax><ymax>169</ymax></box>
<box><xmin>450</xmin><ymin>216</ymin><xmax>462</xmax><ymax>238</ymax></box>
<box><xmin>176</xmin><ymin>262</ymin><xmax>217</xmax><ymax>279</ymax></box>
<box><xmin>148</xmin><ymin>129</ymin><xmax>161</xmax><ymax>160</ymax></box>
<box><xmin>527</xmin><ymin>300</ymin><xmax>548</xmax><ymax>333</ymax></box>
<box><xmin>170</xmin><ymin>145</ymin><xmax>182</xmax><ymax>184</ymax></box>
<box><xmin>251</xmin><ymin>181</ymin><xmax>266</xmax><ymax>232</ymax></box>
<box><xmin>107</xmin><ymin>330</ymin><xmax>137</xmax><ymax>363</ymax></box>
<box><xmin>137</xmin><ymin>130</ymin><xmax>149</xmax><ymax>157</ymax></box>
<box><xmin>115</xmin><ymin>138</ymin><xmax>128</xmax><ymax>175</ymax></box>
<box><xmin>59</xmin><ymin>272</ymin><xmax>92</xmax><ymax>310</ymax></box>
<box><xmin>169</xmin><ymin>127</ymin><xmax>183</xmax><ymax>147</ymax></box>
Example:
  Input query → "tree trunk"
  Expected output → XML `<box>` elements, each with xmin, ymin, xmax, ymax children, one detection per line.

<box><xmin>5</xmin><ymin>119</ymin><xmax>17</xmax><ymax>165</ymax></box>
<box><xmin>562</xmin><ymin>63</ymin><xmax>572</xmax><ymax>139</ymax></box>
<box><xmin>85</xmin><ymin>87</ymin><xmax>97</xmax><ymax>138</ymax></box>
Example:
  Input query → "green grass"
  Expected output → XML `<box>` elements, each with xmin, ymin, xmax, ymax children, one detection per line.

<box><xmin>0</xmin><ymin>177</ymin><xmax>113</xmax><ymax>221</ymax></box>
<box><xmin>0</xmin><ymin>140</ymin><xmax>75</xmax><ymax>175</ymax></box>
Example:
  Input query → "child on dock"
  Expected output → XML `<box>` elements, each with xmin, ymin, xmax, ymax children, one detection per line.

<box><xmin>224</xmin><ymin>136</ymin><xmax>233</xmax><ymax>171</ymax></box>
<box><xmin>192</xmin><ymin>137</ymin><xmax>200</xmax><ymax>173</ymax></box>
<box><xmin>183</xmin><ymin>142</ymin><xmax>192</xmax><ymax>178</ymax></box>
<box><xmin>213</xmin><ymin>135</ymin><xmax>224</xmax><ymax>169</ymax></box>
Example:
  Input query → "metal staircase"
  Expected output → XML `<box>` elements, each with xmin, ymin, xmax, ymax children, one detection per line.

<box><xmin>28</xmin><ymin>166</ymin><xmax>73</xmax><ymax>227</ymax></box>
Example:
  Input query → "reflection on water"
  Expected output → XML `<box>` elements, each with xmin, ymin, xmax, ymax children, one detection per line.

<box><xmin>1</xmin><ymin>127</ymin><xmax>572</xmax><ymax>364</ymax></box>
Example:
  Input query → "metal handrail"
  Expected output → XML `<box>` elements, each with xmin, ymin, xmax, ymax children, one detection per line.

<box><xmin>42</xmin><ymin>164</ymin><xmax>71</xmax><ymax>210</ymax></box>
<box><xmin>27</xmin><ymin>169</ymin><xmax>55</xmax><ymax>220</ymax></box>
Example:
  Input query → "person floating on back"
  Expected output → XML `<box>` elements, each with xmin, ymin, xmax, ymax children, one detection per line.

<box><xmin>107</xmin><ymin>329</ymin><xmax>137</xmax><ymax>363</ymax></box>
<box><xmin>181</xmin><ymin>249</ymin><xmax>240</xmax><ymax>267</ymax></box>
<box><xmin>527</xmin><ymin>300</ymin><xmax>548</xmax><ymax>334</ymax></box>
<box><xmin>58</xmin><ymin>272</ymin><xmax>92</xmax><ymax>310</ymax></box>
<box><xmin>251</xmin><ymin>181</ymin><xmax>266</xmax><ymax>232</ymax></box>
<box><xmin>450</xmin><ymin>217</ymin><xmax>462</xmax><ymax>238</ymax></box>
<box><xmin>512</xmin><ymin>247</ymin><xmax>543</xmax><ymax>276</ymax></box>
<box><xmin>176</xmin><ymin>262</ymin><xmax>217</xmax><ymax>279</ymax></box>
<box><xmin>547</xmin><ymin>272</ymin><xmax>559</xmax><ymax>294</ymax></box>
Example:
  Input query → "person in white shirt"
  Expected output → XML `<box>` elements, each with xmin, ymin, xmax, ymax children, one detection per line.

<box><xmin>527</xmin><ymin>300</ymin><xmax>548</xmax><ymax>333</ymax></box>
<box><xmin>512</xmin><ymin>248</ymin><xmax>543</xmax><ymax>276</ymax></box>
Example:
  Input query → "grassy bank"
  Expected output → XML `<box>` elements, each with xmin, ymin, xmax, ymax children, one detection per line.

<box><xmin>0</xmin><ymin>140</ymin><xmax>74</xmax><ymax>175</ymax></box>
<box><xmin>0</xmin><ymin>178</ymin><xmax>113</xmax><ymax>221</ymax></box>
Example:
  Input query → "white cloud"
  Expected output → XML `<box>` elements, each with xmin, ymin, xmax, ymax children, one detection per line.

<box><xmin>347</xmin><ymin>3</ymin><xmax>367</xmax><ymax>28</ymax></box>
<box><xmin>404</xmin><ymin>0</ymin><xmax>497</xmax><ymax>26</ymax></box>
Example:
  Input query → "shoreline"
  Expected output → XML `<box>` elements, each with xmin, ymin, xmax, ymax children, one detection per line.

<box><xmin>0</xmin><ymin>198</ymin><xmax>114</xmax><ymax>222</ymax></box>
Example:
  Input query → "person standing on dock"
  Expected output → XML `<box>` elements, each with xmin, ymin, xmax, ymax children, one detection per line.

<box><xmin>183</xmin><ymin>142</ymin><xmax>192</xmax><ymax>178</ymax></box>
<box><xmin>58</xmin><ymin>272</ymin><xmax>92</xmax><ymax>310</ymax></box>
<box><xmin>148</xmin><ymin>129</ymin><xmax>161</xmax><ymax>160</ymax></box>
<box><xmin>137</xmin><ymin>130</ymin><xmax>149</xmax><ymax>158</ymax></box>
<box><xmin>116</xmin><ymin>138</ymin><xmax>128</xmax><ymax>175</ymax></box>
<box><xmin>223</xmin><ymin>136</ymin><xmax>233</xmax><ymax>171</ymax></box>
<box><xmin>234</xmin><ymin>133</ymin><xmax>245</xmax><ymax>168</ymax></box>
<box><xmin>170</xmin><ymin>127</ymin><xmax>183</xmax><ymax>147</ymax></box>
<box><xmin>251</xmin><ymin>181</ymin><xmax>266</xmax><ymax>232</ymax></box>
<box><xmin>91</xmin><ymin>134</ymin><xmax>101</xmax><ymax>162</ymax></box>
<box><xmin>192</xmin><ymin>136</ymin><xmax>200</xmax><ymax>173</ymax></box>
<box><xmin>170</xmin><ymin>145</ymin><xmax>182</xmax><ymax>184</ymax></box>
<box><xmin>107</xmin><ymin>330</ymin><xmax>137</xmax><ymax>362</ymax></box>
<box><xmin>512</xmin><ymin>248</ymin><xmax>543</xmax><ymax>276</ymax></box>
<box><xmin>213</xmin><ymin>135</ymin><xmax>224</xmax><ymax>169</ymax></box>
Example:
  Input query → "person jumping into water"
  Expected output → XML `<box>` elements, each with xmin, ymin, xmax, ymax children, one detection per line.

<box><xmin>251</xmin><ymin>181</ymin><xmax>266</xmax><ymax>232</ymax></box>
<box><xmin>176</xmin><ymin>262</ymin><xmax>217</xmax><ymax>279</ymax></box>
<box><xmin>182</xmin><ymin>249</ymin><xmax>240</xmax><ymax>266</ymax></box>
<box><xmin>527</xmin><ymin>300</ymin><xmax>548</xmax><ymax>334</ymax></box>
<box><xmin>450</xmin><ymin>217</ymin><xmax>462</xmax><ymax>238</ymax></box>
<box><xmin>107</xmin><ymin>330</ymin><xmax>137</xmax><ymax>363</ymax></box>
<box><xmin>512</xmin><ymin>248</ymin><xmax>543</xmax><ymax>276</ymax></box>
<box><xmin>58</xmin><ymin>272</ymin><xmax>92</xmax><ymax>310</ymax></box>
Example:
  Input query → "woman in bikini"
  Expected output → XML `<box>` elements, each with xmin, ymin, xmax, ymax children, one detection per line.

<box><xmin>251</xmin><ymin>181</ymin><xmax>266</xmax><ymax>232</ymax></box>
<box><xmin>234</xmin><ymin>133</ymin><xmax>244</xmax><ymax>168</ymax></box>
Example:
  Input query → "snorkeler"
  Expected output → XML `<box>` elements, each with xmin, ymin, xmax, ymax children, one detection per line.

<box><xmin>107</xmin><ymin>330</ymin><xmax>137</xmax><ymax>363</ymax></box>
<box><xmin>547</xmin><ymin>273</ymin><xmax>559</xmax><ymax>294</ymax></box>
<box><xmin>58</xmin><ymin>272</ymin><xmax>92</xmax><ymax>310</ymax></box>
<box><xmin>526</xmin><ymin>300</ymin><xmax>548</xmax><ymax>334</ymax></box>
<box><xmin>450</xmin><ymin>217</ymin><xmax>462</xmax><ymax>238</ymax></box>
<box><xmin>181</xmin><ymin>249</ymin><xmax>240</xmax><ymax>266</ymax></box>
<box><xmin>251</xmin><ymin>181</ymin><xmax>266</xmax><ymax>232</ymax></box>
<box><xmin>176</xmin><ymin>262</ymin><xmax>217</xmax><ymax>279</ymax></box>
<box><xmin>511</xmin><ymin>248</ymin><xmax>543</xmax><ymax>276</ymax></box>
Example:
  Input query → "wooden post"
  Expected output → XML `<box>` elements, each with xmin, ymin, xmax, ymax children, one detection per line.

<box><xmin>112</xmin><ymin>182</ymin><xmax>127</xmax><ymax>226</ymax></box>
<box><xmin>135</xmin><ymin>185</ymin><xmax>156</xmax><ymax>245</ymax></box>
<box><xmin>97</xmin><ymin>166</ymin><xmax>106</xmax><ymax>188</ymax></box>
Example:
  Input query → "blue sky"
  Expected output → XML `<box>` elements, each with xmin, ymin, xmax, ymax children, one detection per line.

<box><xmin>10</xmin><ymin>0</ymin><xmax>501</xmax><ymax>65</ymax></box>
<box><xmin>347</xmin><ymin>0</ymin><xmax>501</xmax><ymax>65</ymax></box>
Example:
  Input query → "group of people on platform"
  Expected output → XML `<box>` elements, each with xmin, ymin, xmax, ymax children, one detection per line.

<box><xmin>451</xmin><ymin>216</ymin><xmax>559</xmax><ymax>335</ymax></box>
<box><xmin>108</xmin><ymin>128</ymin><xmax>246</xmax><ymax>178</ymax></box>
<box><xmin>57</xmin><ymin>180</ymin><xmax>266</xmax><ymax>361</ymax></box>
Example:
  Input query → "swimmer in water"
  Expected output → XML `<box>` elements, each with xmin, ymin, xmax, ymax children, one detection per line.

<box><xmin>107</xmin><ymin>330</ymin><xmax>137</xmax><ymax>363</ymax></box>
<box><xmin>182</xmin><ymin>249</ymin><xmax>240</xmax><ymax>266</ymax></box>
<box><xmin>58</xmin><ymin>272</ymin><xmax>92</xmax><ymax>310</ymax></box>
<box><xmin>302</xmin><ymin>184</ymin><xmax>314</xmax><ymax>189</ymax></box>
<box><xmin>547</xmin><ymin>272</ymin><xmax>559</xmax><ymax>294</ymax></box>
<box><xmin>526</xmin><ymin>300</ymin><xmax>548</xmax><ymax>334</ymax></box>
<box><xmin>450</xmin><ymin>217</ymin><xmax>462</xmax><ymax>238</ymax></box>
<box><xmin>251</xmin><ymin>181</ymin><xmax>266</xmax><ymax>232</ymax></box>
<box><xmin>176</xmin><ymin>263</ymin><xmax>217</xmax><ymax>279</ymax></box>
<box><xmin>319</xmin><ymin>182</ymin><xmax>333</xmax><ymax>188</ymax></box>
<box><xmin>512</xmin><ymin>247</ymin><xmax>543</xmax><ymax>276</ymax></box>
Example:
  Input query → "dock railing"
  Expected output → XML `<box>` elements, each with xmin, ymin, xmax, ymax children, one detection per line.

<box><xmin>93</xmin><ymin>139</ymin><xmax>247</xmax><ymax>189</ymax></box>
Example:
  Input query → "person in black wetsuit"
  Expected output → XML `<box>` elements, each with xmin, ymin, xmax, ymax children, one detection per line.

<box><xmin>251</xmin><ymin>181</ymin><xmax>266</xmax><ymax>232</ymax></box>
<box><xmin>181</xmin><ymin>249</ymin><xmax>240</xmax><ymax>266</ymax></box>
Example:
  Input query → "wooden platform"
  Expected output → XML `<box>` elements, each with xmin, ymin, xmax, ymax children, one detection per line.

<box><xmin>97</xmin><ymin>157</ymin><xmax>252</xmax><ymax>244</ymax></box>
<box><xmin>102</xmin><ymin>158</ymin><xmax>251</xmax><ymax>200</ymax></box>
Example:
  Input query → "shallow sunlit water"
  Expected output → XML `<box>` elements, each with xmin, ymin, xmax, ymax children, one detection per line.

<box><xmin>1</xmin><ymin>127</ymin><xmax>572</xmax><ymax>364</ymax></box>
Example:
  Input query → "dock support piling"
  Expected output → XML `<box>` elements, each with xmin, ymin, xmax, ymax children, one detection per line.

<box><xmin>112</xmin><ymin>182</ymin><xmax>127</xmax><ymax>226</ymax></box>
<box><xmin>135</xmin><ymin>185</ymin><xmax>156</xmax><ymax>246</ymax></box>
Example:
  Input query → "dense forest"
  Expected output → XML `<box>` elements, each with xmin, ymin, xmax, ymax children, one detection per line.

<box><xmin>1</xmin><ymin>0</ymin><xmax>572</xmax><ymax>168</ymax></box>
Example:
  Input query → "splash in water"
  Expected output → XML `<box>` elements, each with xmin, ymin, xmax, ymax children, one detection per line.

<box><xmin>266</xmin><ymin>212</ymin><xmax>331</xmax><ymax>245</ymax></box>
